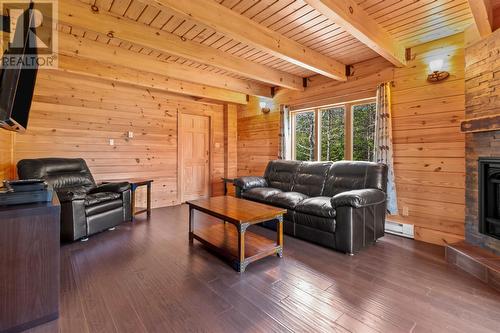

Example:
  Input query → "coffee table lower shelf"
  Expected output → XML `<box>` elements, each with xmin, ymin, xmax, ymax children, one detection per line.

<box><xmin>191</xmin><ymin>219</ymin><xmax>282</xmax><ymax>272</ymax></box>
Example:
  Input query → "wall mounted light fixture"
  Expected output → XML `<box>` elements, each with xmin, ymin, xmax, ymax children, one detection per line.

<box><xmin>427</xmin><ymin>59</ymin><xmax>449</xmax><ymax>83</ymax></box>
<box><xmin>259</xmin><ymin>101</ymin><xmax>271</xmax><ymax>113</ymax></box>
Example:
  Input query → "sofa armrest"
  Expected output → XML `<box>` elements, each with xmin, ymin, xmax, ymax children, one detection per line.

<box><xmin>89</xmin><ymin>182</ymin><xmax>131</xmax><ymax>194</ymax></box>
<box><xmin>234</xmin><ymin>176</ymin><xmax>268</xmax><ymax>191</ymax></box>
<box><xmin>334</xmin><ymin>200</ymin><xmax>386</xmax><ymax>255</ymax></box>
<box><xmin>331</xmin><ymin>189</ymin><xmax>386</xmax><ymax>209</ymax></box>
<box><xmin>60</xmin><ymin>200</ymin><xmax>87</xmax><ymax>241</ymax></box>
<box><xmin>56</xmin><ymin>189</ymin><xmax>87</xmax><ymax>203</ymax></box>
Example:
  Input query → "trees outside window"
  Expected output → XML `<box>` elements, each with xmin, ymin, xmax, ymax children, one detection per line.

<box><xmin>294</xmin><ymin>111</ymin><xmax>315</xmax><ymax>161</ymax></box>
<box><xmin>320</xmin><ymin>107</ymin><xmax>344</xmax><ymax>161</ymax></box>
<box><xmin>352</xmin><ymin>103</ymin><xmax>376</xmax><ymax>161</ymax></box>
<box><xmin>291</xmin><ymin>99</ymin><xmax>376</xmax><ymax>162</ymax></box>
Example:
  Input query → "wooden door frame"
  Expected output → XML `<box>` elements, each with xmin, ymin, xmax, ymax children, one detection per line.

<box><xmin>177</xmin><ymin>112</ymin><xmax>213</xmax><ymax>204</ymax></box>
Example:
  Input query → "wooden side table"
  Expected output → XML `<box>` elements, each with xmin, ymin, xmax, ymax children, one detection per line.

<box><xmin>129</xmin><ymin>179</ymin><xmax>153</xmax><ymax>219</ymax></box>
<box><xmin>221</xmin><ymin>177</ymin><xmax>235</xmax><ymax>195</ymax></box>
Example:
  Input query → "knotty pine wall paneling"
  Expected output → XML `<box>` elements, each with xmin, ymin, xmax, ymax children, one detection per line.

<box><xmin>224</xmin><ymin>104</ymin><xmax>238</xmax><ymax>195</ymax></box>
<box><xmin>12</xmin><ymin>69</ymin><xmax>226</xmax><ymax>208</ymax></box>
<box><xmin>391</xmin><ymin>33</ymin><xmax>466</xmax><ymax>245</ymax></box>
<box><xmin>238</xmin><ymin>34</ymin><xmax>466</xmax><ymax>246</ymax></box>
<box><xmin>237</xmin><ymin>96</ymin><xmax>280</xmax><ymax>176</ymax></box>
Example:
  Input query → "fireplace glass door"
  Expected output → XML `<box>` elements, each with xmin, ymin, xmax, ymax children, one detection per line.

<box><xmin>479</xmin><ymin>158</ymin><xmax>500</xmax><ymax>240</ymax></box>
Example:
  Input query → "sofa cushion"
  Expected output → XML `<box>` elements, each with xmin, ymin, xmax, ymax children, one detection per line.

<box><xmin>264</xmin><ymin>160</ymin><xmax>301</xmax><ymax>192</ymax></box>
<box><xmin>292</xmin><ymin>161</ymin><xmax>332</xmax><ymax>197</ymax></box>
<box><xmin>84</xmin><ymin>192</ymin><xmax>121</xmax><ymax>206</ymax></box>
<box><xmin>322</xmin><ymin>161</ymin><xmax>388</xmax><ymax>196</ymax></box>
<box><xmin>85</xmin><ymin>199</ymin><xmax>123</xmax><ymax>216</ymax></box>
<box><xmin>295</xmin><ymin>196</ymin><xmax>336</xmax><ymax>218</ymax></box>
<box><xmin>241</xmin><ymin>187</ymin><xmax>282</xmax><ymax>203</ymax></box>
<box><xmin>268</xmin><ymin>192</ymin><xmax>309</xmax><ymax>209</ymax></box>
<box><xmin>294</xmin><ymin>212</ymin><xmax>336</xmax><ymax>233</ymax></box>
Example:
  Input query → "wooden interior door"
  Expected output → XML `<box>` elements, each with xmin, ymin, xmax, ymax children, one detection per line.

<box><xmin>180</xmin><ymin>114</ymin><xmax>210</xmax><ymax>202</ymax></box>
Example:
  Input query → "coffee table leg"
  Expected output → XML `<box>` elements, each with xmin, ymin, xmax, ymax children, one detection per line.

<box><xmin>189</xmin><ymin>206</ymin><xmax>194</xmax><ymax>244</ymax></box>
<box><xmin>276</xmin><ymin>215</ymin><xmax>283</xmax><ymax>258</ymax></box>
<box><xmin>146</xmin><ymin>183</ymin><xmax>152</xmax><ymax>218</ymax></box>
<box><xmin>237</xmin><ymin>223</ymin><xmax>250</xmax><ymax>272</ymax></box>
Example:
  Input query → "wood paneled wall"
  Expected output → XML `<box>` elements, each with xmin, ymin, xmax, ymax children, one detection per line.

<box><xmin>224</xmin><ymin>104</ymin><xmax>238</xmax><ymax>196</ymax></box>
<box><xmin>11</xmin><ymin>69</ymin><xmax>225</xmax><ymax>208</ymax></box>
<box><xmin>237</xmin><ymin>34</ymin><xmax>466</xmax><ymax>246</ymax></box>
<box><xmin>0</xmin><ymin>130</ymin><xmax>13</xmax><ymax>181</ymax></box>
<box><xmin>237</xmin><ymin>96</ymin><xmax>280</xmax><ymax>176</ymax></box>
<box><xmin>391</xmin><ymin>33</ymin><xmax>465</xmax><ymax>245</ymax></box>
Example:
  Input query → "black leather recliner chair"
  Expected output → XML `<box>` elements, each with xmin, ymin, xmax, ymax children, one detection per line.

<box><xmin>235</xmin><ymin>160</ymin><xmax>388</xmax><ymax>254</ymax></box>
<box><xmin>17</xmin><ymin>158</ymin><xmax>132</xmax><ymax>242</ymax></box>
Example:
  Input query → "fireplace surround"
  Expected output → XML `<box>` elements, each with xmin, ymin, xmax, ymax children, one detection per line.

<box><xmin>445</xmin><ymin>25</ymin><xmax>500</xmax><ymax>291</ymax></box>
<box><xmin>479</xmin><ymin>158</ymin><xmax>500</xmax><ymax>241</ymax></box>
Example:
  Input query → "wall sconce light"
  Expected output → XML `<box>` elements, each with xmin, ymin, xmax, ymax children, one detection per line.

<box><xmin>427</xmin><ymin>59</ymin><xmax>449</xmax><ymax>83</ymax></box>
<box><xmin>259</xmin><ymin>101</ymin><xmax>271</xmax><ymax>114</ymax></box>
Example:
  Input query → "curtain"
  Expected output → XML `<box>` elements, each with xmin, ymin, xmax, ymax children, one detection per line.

<box><xmin>374</xmin><ymin>82</ymin><xmax>398</xmax><ymax>215</ymax></box>
<box><xmin>279</xmin><ymin>105</ymin><xmax>291</xmax><ymax>160</ymax></box>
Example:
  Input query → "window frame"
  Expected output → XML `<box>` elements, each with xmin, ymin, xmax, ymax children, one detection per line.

<box><xmin>290</xmin><ymin>109</ymin><xmax>318</xmax><ymax>161</ymax></box>
<box><xmin>290</xmin><ymin>98</ymin><xmax>376</xmax><ymax>162</ymax></box>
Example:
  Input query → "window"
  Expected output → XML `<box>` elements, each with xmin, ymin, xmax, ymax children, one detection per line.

<box><xmin>352</xmin><ymin>103</ymin><xmax>376</xmax><ymax>161</ymax></box>
<box><xmin>291</xmin><ymin>99</ymin><xmax>376</xmax><ymax>162</ymax></box>
<box><xmin>293</xmin><ymin>111</ymin><xmax>315</xmax><ymax>161</ymax></box>
<box><xmin>320</xmin><ymin>107</ymin><xmax>345</xmax><ymax>161</ymax></box>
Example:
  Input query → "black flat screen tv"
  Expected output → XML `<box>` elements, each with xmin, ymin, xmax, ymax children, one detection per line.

<box><xmin>0</xmin><ymin>3</ymin><xmax>38</xmax><ymax>132</ymax></box>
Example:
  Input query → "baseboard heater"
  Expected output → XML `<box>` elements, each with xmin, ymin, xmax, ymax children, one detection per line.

<box><xmin>385</xmin><ymin>220</ymin><xmax>414</xmax><ymax>239</ymax></box>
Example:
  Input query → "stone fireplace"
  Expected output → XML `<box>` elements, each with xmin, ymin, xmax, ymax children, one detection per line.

<box><xmin>462</xmin><ymin>28</ymin><xmax>500</xmax><ymax>254</ymax></box>
<box><xmin>465</xmin><ymin>132</ymin><xmax>500</xmax><ymax>255</ymax></box>
<box><xmin>445</xmin><ymin>29</ymin><xmax>500</xmax><ymax>291</ymax></box>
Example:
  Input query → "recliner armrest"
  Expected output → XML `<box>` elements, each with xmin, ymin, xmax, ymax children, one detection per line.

<box><xmin>57</xmin><ymin>189</ymin><xmax>87</xmax><ymax>203</ymax></box>
<box><xmin>89</xmin><ymin>182</ymin><xmax>131</xmax><ymax>194</ymax></box>
<box><xmin>331</xmin><ymin>189</ymin><xmax>386</xmax><ymax>208</ymax></box>
<box><xmin>234</xmin><ymin>176</ymin><xmax>268</xmax><ymax>190</ymax></box>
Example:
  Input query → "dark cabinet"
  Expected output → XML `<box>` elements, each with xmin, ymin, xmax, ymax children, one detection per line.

<box><xmin>0</xmin><ymin>198</ymin><xmax>60</xmax><ymax>333</ymax></box>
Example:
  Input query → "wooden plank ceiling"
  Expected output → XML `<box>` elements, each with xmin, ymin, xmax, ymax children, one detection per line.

<box><xmin>61</xmin><ymin>0</ymin><xmax>474</xmax><ymax>98</ymax></box>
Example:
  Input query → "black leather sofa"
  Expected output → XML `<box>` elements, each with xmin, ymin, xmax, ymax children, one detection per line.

<box><xmin>235</xmin><ymin>160</ymin><xmax>388</xmax><ymax>254</ymax></box>
<box><xmin>17</xmin><ymin>158</ymin><xmax>132</xmax><ymax>242</ymax></box>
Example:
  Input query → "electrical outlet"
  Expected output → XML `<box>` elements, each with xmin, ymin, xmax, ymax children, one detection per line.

<box><xmin>402</xmin><ymin>206</ymin><xmax>410</xmax><ymax>217</ymax></box>
<box><xmin>109</xmin><ymin>139</ymin><xmax>115</xmax><ymax>146</ymax></box>
<box><xmin>127</xmin><ymin>131</ymin><xmax>134</xmax><ymax>138</ymax></box>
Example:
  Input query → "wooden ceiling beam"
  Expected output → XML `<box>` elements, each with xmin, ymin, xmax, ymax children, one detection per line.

<box><xmin>145</xmin><ymin>0</ymin><xmax>347</xmax><ymax>81</ymax></box>
<box><xmin>303</xmin><ymin>0</ymin><xmax>406</xmax><ymax>67</ymax></box>
<box><xmin>467</xmin><ymin>0</ymin><xmax>493</xmax><ymax>37</ymax></box>
<box><xmin>57</xmin><ymin>33</ymin><xmax>254</xmax><ymax>104</ymax></box>
<box><xmin>58</xmin><ymin>0</ymin><xmax>303</xmax><ymax>91</ymax></box>
<box><xmin>58</xmin><ymin>31</ymin><xmax>271</xmax><ymax>98</ymax></box>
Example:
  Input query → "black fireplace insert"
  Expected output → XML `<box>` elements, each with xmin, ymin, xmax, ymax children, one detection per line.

<box><xmin>479</xmin><ymin>157</ymin><xmax>500</xmax><ymax>240</ymax></box>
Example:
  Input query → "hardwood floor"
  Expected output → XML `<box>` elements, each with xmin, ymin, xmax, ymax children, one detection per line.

<box><xmin>27</xmin><ymin>205</ymin><xmax>500</xmax><ymax>333</ymax></box>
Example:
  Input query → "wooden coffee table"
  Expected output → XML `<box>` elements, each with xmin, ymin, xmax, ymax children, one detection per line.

<box><xmin>187</xmin><ymin>196</ymin><xmax>286</xmax><ymax>272</ymax></box>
